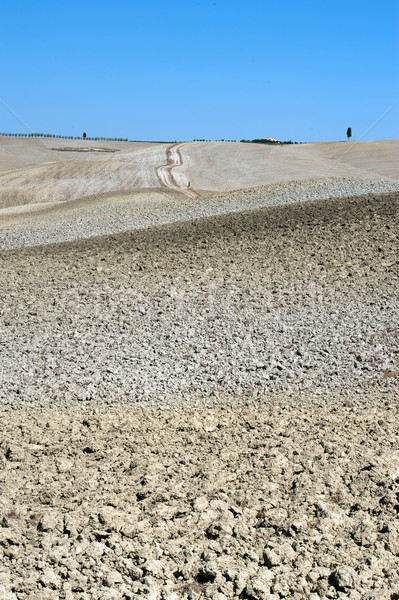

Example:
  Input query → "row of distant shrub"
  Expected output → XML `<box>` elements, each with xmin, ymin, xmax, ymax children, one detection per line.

<box><xmin>0</xmin><ymin>133</ymin><xmax>299</xmax><ymax>144</ymax></box>
<box><xmin>240</xmin><ymin>139</ymin><xmax>297</xmax><ymax>145</ymax></box>
<box><xmin>0</xmin><ymin>132</ymin><xmax>130</xmax><ymax>141</ymax></box>
<box><xmin>192</xmin><ymin>139</ymin><xmax>299</xmax><ymax>144</ymax></box>
<box><xmin>193</xmin><ymin>139</ymin><xmax>237</xmax><ymax>142</ymax></box>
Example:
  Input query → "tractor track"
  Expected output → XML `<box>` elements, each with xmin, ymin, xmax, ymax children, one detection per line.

<box><xmin>156</xmin><ymin>143</ymin><xmax>198</xmax><ymax>198</ymax></box>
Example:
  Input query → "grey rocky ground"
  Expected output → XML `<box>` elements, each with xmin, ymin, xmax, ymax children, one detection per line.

<box><xmin>0</xmin><ymin>189</ymin><xmax>398</xmax><ymax>599</ymax></box>
<box><xmin>1</xmin><ymin>192</ymin><xmax>398</xmax><ymax>404</ymax></box>
<box><xmin>1</xmin><ymin>177</ymin><xmax>399</xmax><ymax>250</ymax></box>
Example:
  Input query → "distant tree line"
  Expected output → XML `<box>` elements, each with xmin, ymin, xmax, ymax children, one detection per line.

<box><xmin>0</xmin><ymin>133</ymin><xmax>300</xmax><ymax>144</ymax></box>
<box><xmin>240</xmin><ymin>139</ymin><xmax>296</xmax><ymax>145</ymax></box>
<box><xmin>193</xmin><ymin>139</ymin><xmax>237</xmax><ymax>142</ymax></box>
<box><xmin>0</xmin><ymin>132</ymin><xmax>130</xmax><ymax>141</ymax></box>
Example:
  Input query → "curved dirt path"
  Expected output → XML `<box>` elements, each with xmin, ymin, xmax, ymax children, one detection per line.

<box><xmin>156</xmin><ymin>143</ymin><xmax>198</xmax><ymax>198</ymax></box>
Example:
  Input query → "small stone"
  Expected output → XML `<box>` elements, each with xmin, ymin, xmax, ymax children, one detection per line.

<box><xmin>245</xmin><ymin>569</ymin><xmax>275</xmax><ymax>599</ymax></box>
<box><xmin>142</xmin><ymin>559</ymin><xmax>166</xmax><ymax>578</ymax></box>
<box><xmin>39</xmin><ymin>568</ymin><xmax>61</xmax><ymax>589</ymax></box>
<box><xmin>104</xmin><ymin>570</ymin><xmax>124</xmax><ymax>587</ymax></box>
<box><xmin>330</xmin><ymin>565</ymin><xmax>357</xmax><ymax>590</ymax></box>
<box><xmin>3</xmin><ymin>545</ymin><xmax>19</xmax><ymax>559</ymax></box>
<box><xmin>197</xmin><ymin>563</ymin><xmax>217</xmax><ymax>583</ymax></box>
<box><xmin>193</xmin><ymin>496</ymin><xmax>209</xmax><ymax>512</ymax></box>
<box><xmin>0</xmin><ymin>588</ymin><xmax>18</xmax><ymax>600</ymax></box>
<box><xmin>97</xmin><ymin>590</ymin><xmax>123</xmax><ymax>600</ymax></box>
<box><xmin>85</xmin><ymin>541</ymin><xmax>107</xmax><ymax>560</ymax></box>
<box><xmin>206</xmin><ymin>520</ymin><xmax>233</xmax><ymax>538</ymax></box>
<box><xmin>68</xmin><ymin>569</ymin><xmax>88</xmax><ymax>592</ymax></box>
<box><xmin>353</xmin><ymin>521</ymin><xmax>377</xmax><ymax>547</ymax></box>
<box><xmin>4</xmin><ymin>445</ymin><xmax>25</xmax><ymax>462</ymax></box>
<box><xmin>38</xmin><ymin>512</ymin><xmax>59</xmax><ymax>532</ymax></box>
<box><xmin>264</xmin><ymin>548</ymin><xmax>280</xmax><ymax>567</ymax></box>
<box><xmin>119</xmin><ymin>558</ymin><xmax>143</xmax><ymax>580</ymax></box>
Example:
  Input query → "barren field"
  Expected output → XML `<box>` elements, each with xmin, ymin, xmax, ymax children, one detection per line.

<box><xmin>2</xmin><ymin>395</ymin><xmax>398</xmax><ymax>600</ymax></box>
<box><xmin>0</xmin><ymin>139</ymin><xmax>168</xmax><ymax>209</ymax></box>
<box><xmin>174</xmin><ymin>140</ymin><xmax>399</xmax><ymax>191</ymax></box>
<box><xmin>1</xmin><ymin>138</ymin><xmax>398</xmax><ymax>215</ymax></box>
<box><xmin>0</xmin><ymin>138</ymin><xmax>156</xmax><ymax>172</ymax></box>
<box><xmin>0</xmin><ymin>137</ymin><xmax>398</xmax><ymax>599</ymax></box>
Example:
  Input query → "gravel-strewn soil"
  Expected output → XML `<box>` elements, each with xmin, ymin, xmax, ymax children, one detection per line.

<box><xmin>1</xmin><ymin>397</ymin><xmax>398</xmax><ymax>600</ymax></box>
<box><xmin>1</xmin><ymin>191</ymin><xmax>398</xmax><ymax>599</ymax></box>
<box><xmin>1</xmin><ymin>192</ymin><xmax>398</xmax><ymax>404</ymax></box>
<box><xmin>2</xmin><ymin>177</ymin><xmax>399</xmax><ymax>249</ymax></box>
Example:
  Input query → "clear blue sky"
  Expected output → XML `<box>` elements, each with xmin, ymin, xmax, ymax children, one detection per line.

<box><xmin>1</xmin><ymin>0</ymin><xmax>398</xmax><ymax>142</ymax></box>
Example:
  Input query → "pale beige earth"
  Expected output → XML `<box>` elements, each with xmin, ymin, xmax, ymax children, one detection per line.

<box><xmin>0</xmin><ymin>138</ymin><xmax>168</xmax><ymax>210</ymax></box>
<box><xmin>2</xmin><ymin>395</ymin><xmax>398</xmax><ymax>600</ymax></box>
<box><xmin>174</xmin><ymin>140</ymin><xmax>399</xmax><ymax>191</ymax></box>
<box><xmin>1</xmin><ymin>137</ymin><xmax>398</xmax><ymax>215</ymax></box>
<box><xmin>0</xmin><ymin>137</ymin><xmax>398</xmax><ymax>599</ymax></box>
<box><xmin>0</xmin><ymin>138</ymin><xmax>155</xmax><ymax>172</ymax></box>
